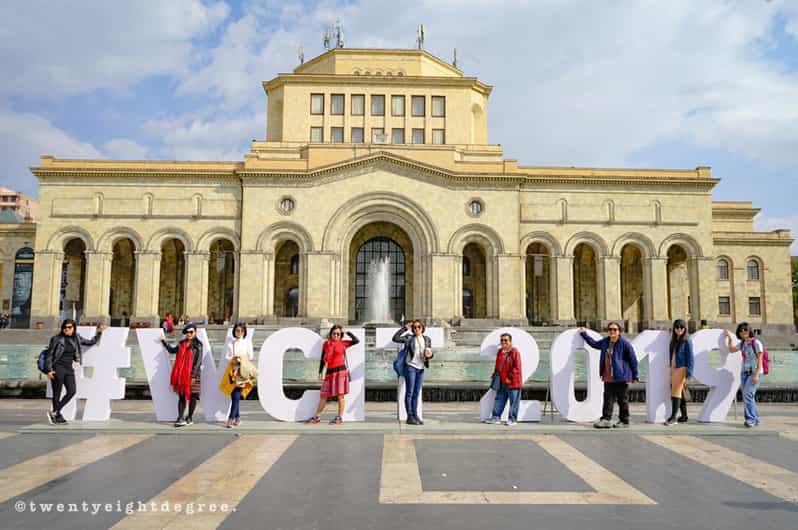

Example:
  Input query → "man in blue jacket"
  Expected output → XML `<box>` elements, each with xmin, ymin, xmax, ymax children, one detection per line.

<box><xmin>579</xmin><ymin>322</ymin><xmax>639</xmax><ymax>428</ymax></box>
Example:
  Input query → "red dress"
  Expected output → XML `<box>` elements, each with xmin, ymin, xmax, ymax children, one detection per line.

<box><xmin>320</xmin><ymin>339</ymin><xmax>351</xmax><ymax>397</ymax></box>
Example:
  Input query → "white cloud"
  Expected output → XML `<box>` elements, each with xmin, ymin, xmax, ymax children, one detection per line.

<box><xmin>756</xmin><ymin>215</ymin><xmax>798</xmax><ymax>254</ymax></box>
<box><xmin>102</xmin><ymin>138</ymin><xmax>150</xmax><ymax>160</ymax></box>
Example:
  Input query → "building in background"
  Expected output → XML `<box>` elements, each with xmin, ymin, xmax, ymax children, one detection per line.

<box><xmin>0</xmin><ymin>187</ymin><xmax>38</xmax><ymax>221</ymax></box>
<box><xmin>9</xmin><ymin>48</ymin><xmax>793</xmax><ymax>343</ymax></box>
<box><xmin>0</xmin><ymin>209</ymin><xmax>36</xmax><ymax>328</ymax></box>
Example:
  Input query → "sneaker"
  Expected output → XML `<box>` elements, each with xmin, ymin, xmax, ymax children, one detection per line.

<box><xmin>46</xmin><ymin>411</ymin><xmax>55</xmax><ymax>425</ymax></box>
<box><xmin>677</xmin><ymin>416</ymin><xmax>689</xmax><ymax>424</ymax></box>
<box><xmin>174</xmin><ymin>419</ymin><xmax>187</xmax><ymax>427</ymax></box>
<box><xmin>417</xmin><ymin>417</ymin><xmax>424</xmax><ymax>425</ymax></box>
<box><xmin>664</xmin><ymin>417</ymin><xmax>677</xmax><ymax>426</ymax></box>
<box><xmin>406</xmin><ymin>417</ymin><xmax>419</xmax><ymax>425</ymax></box>
<box><xmin>54</xmin><ymin>413</ymin><xmax>68</xmax><ymax>425</ymax></box>
<box><xmin>185</xmin><ymin>417</ymin><xmax>194</xmax><ymax>426</ymax></box>
<box><xmin>482</xmin><ymin>416</ymin><xmax>501</xmax><ymax>425</ymax></box>
<box><xmin>593</xmin><ymin>419</ymin><xmax>612</xmax><ymax>429</ymax></box>
<box><xmin>330</xmin><ymin>416</ymin><xmax>343</xmax><ymax>425</ymax></box>
<box><xmin>505</xmin><ymin>419</ymin><xmax>517</xmax><ymax>426</ymax></box>
<box><xmin>307</xmin><ymin>416</ymin><xmax>321</xmax><ymax>424</ymax></box>
<box><xmin>744</xmin><ymin>420</ymin><xmax>753</xmax><ymax>428</ymax></box>
<box><xmin>613</xmin><ymin>421</ymin><xmax>630</xmax><ymax>429</ymax></box>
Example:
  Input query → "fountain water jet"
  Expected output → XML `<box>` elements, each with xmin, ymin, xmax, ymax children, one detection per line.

<box><xmin>366</xmin><ymin>257</ymin><xmax>392</xmax><ymax>322</ymax></box>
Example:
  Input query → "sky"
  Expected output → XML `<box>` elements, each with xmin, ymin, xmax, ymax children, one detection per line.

<box><xmin>1</xmin><ymin>0</ymin><xmax>796</xmax><ymax>251</ymax></box>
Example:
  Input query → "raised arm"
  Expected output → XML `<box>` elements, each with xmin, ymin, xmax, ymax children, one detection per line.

<box><xmin>579</xmin><ymin>330</ymin><xmax>603</xmax><ymax>350</ymax></box>
<box><xmin>344</xmin><ymin>331</ymin><xmax>360</xmax><ymax>348</ymax></box>
<box><xmin>725</xmin><ymin>330</ymin><xmax>739</xmax><ymax>352</ymax></box>
<box><xmin>161</xmin><ymin>339</ymin><xmax>180</xmax><ymax>354</ymax></box>
<box><xmin>392</xmin><ymin>328</ymin><xmax>408</xmax><ymax>344</ymax></box>
<box><xmin>79</xmin><ymin>327</ymin><xmax>104</xmax><ymax>347</ymax></box>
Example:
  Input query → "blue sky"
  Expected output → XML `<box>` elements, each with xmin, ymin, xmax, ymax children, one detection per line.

<box><xmin>1</xmin><ymin>0</ymin><xmax>796</xmax><ymax>251</ymax></box>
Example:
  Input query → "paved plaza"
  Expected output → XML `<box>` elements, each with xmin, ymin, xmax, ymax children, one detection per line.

<box><xmin>0</xmin><ymin>400</ymin><xmax>796</xmax><ymax>529</ymax></box>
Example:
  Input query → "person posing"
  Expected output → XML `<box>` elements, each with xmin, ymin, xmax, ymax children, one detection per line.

<box><xmin>308</xmin><ymin>325</ymin><xmax>360</xmax><ymax>425</ymax></box>
<box><xmin>162</xmin><ymin>312</ymin><xmax>176</xmax><ymax>335</ymax></box>
<box><xmin>665</xmin><ymin>319</ymin><xmax>693</xmax><ymax>426</ymax></box>
<box><xmin>45</xmin><ymin>320</ymin><xmax>106</xmax><ymax>425</ymax></box>
<box><xmin>162</xmin><ymin>323</ymin><xmax>203</xmax><ymax>427</ymax></box>
<box><xmin>725</xmin><ymin>323</ymin><xmax>765</xmax><ymax>427</ymax></box>
<box><xmin>483</xmin><ymin>333</ymin><xmax>523</xmax><ymax>426</ymax></box>
<box><xmin>579</xmin><ymin>323</ymin><xmax>639</xmax><ymax>429</ymax></box>
<box><xmin>392</xmin><ymin>320</ymin><xmax>433</xmax><ymax>425</ymax></box>
<box><xmin>222</xmin><ymin>322</ymin><xmax>255</xmax><ymax>428</ymax></box>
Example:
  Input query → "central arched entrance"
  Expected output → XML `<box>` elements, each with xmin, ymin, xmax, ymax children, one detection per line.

<box><xmin>348</xmin><ymin>222</ymin><xmax>413</xmax><ymax>322</ymax></box>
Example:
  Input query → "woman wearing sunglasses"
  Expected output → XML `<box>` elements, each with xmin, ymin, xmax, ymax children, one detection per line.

<box><xmin>392</xmin><ymin>319</ymin><xmax>433</xmax><ymax>425</ymax></box>
<box><xmin>45</xmin><ymin>319</ymin><xmax>106</xmax><ymax>425</ymax></box>
<box><xmin>579</xmin><ymin>322</ymin><xmax>639</xmax><ymax>429</ymax></box>
<box><xmin>161</xmin><ymin>323</ymin><xmax>203</xmax><ymax>427</ymax></box>
<box><xmin>665</xmin><ymin>319</ymin><xmax>693</xmax><ymax>425</ymax></box>
<box><xmin>308</xmin><ymin>324</ymin><xmax>360</xmax><ymax>425</ymax></box>
<box><xmin>725</xmin><ymin>323</ymin><xmax>765</xmax><ymax>427</ymax></box>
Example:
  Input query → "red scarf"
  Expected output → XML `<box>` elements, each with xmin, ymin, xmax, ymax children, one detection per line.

<box><xmin>170</xmin><ymin>339</ymin><xmax>194</xmax><ymax>400</ymax></box>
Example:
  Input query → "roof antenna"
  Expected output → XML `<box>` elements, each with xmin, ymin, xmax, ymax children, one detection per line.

<box><xmin>416</xmin><ymin>24</ymin><xmax>425</xmax><ymax>50</ymax></box>
<box><xmin>298</xmin><ymin>44</ymin><xmax>305</xmax><ymax>65</ymax></box>
<box><xmin>322</xmin><ymin>28</ymin><xmax>331</xmax><ymax>50</ymax></box>
<box><xmin>453</xmin><ymin>47</ymin><xmax>458</xmax><ymax>68</ymax></box>
<box><xmin>334</xmin><ymin>19</ymin><xmax>344</xmax><ymax>48</ymax></box>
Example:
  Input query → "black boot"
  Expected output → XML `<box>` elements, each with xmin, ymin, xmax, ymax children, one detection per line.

<box><xmin>678</xmin><ymin>396</ymin><xmax>688</xmax><ymax>423</ymax></box>
<box><xmin>665</xmin><ymin>397</ymin><xmax>679</xmax><ymax>425</ymax></box>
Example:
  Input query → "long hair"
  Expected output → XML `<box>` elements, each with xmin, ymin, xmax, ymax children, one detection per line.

<box><xmin>735</xmin><ymin>322</ymin><xmax>752</xmax><ymax>341</ymax></box>
<box><xmin>670</xmin><ymin>319</ymin><xmax>688</xmax><ymax>354</ymax></box>
<box><xmin>232</xmin><ymin>322</ymin><xmax>247</xmax><ymax>339</ymax></box>
<box><xmin>328</xmin><ymin>324</ymin><xmax>344</xmax><ymax>340</ymax></box>
<box><xmin>59</xmin><ymin>319</ymin><xmax>77</xmax><ymax>336</ymax></box>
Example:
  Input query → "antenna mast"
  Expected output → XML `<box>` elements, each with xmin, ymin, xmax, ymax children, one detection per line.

<box><xmin>416</xmin><ymin>24</ymin><xmax>425</xmax><ymax>50</ymax></box>
<box><xmin>298</xmin><ymin>44</ymin><xmax>305</xmax><ymax>65</ymax></box>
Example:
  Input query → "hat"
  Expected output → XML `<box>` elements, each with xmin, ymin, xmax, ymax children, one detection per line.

<box><xmin>182</xmin><ymin>322</ymin><xmax>197</xmax><ymax>334</ymax></box>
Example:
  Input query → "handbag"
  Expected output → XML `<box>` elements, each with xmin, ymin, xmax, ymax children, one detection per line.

<box><xmin>490</xmin><ymin>351</ymin><xmax>511</xmax><ymax>391</ymax></box>
<box><xmin>392</xmin><ymin>343</ymin><xmax>409</xmax><ymax>378</ymax></box>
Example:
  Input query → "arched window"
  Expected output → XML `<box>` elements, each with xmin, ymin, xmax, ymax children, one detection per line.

<box><xmin>717</xmin><ymin>258</ymin><xmax>730</xmax><ymax>280</ymax></box>
<box><xmin>462</xmin><ymin>288</ymin><xmax>474</xmax><ymax>319</ymax></box>
<box><xmin>11</xmin><ymin>247</ymin><xmax>34</xmax><ymax>328</ymax></box>
<box><xmin>354</xmin><ymin>237</ymin><xmax>405</xmax><ymax>321</ymax></box>
<box><xmin>747</xmin><ymin>259</ymin><xmax>760</xmax><ymax>281</ymax></box>
<box><xmin>462</xmin><ymin>256</ymin><xmax>471</xmax><ymax>276</ymax></box>
<box><xmin>290</xmin><ymin>254</ymin><xmax>299</xmax><ymax>275</ymax></box>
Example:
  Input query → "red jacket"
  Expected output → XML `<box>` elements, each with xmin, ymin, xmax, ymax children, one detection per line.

<box><xmin>493</xmin><ymin>347</ymin><xmax>522</xmax><ymax>389</ymax></box>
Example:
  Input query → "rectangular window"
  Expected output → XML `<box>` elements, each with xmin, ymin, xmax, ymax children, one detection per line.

<box><xmin>391</xmin><ymin>95</ymin><xmax>405</xmax><ymax>116</ymax></box>
<box><xmin>749</xmin><ymin>297</ymin><xmax>761</xmax><ymax>316</ymax></box>
<box><xmin>718</xmin><ymin>296</ymin><xmax>731</xmax><ymax>316</ymax></box>
<box><xmin>331</xmin><ymin>127</ymin><xmax>344</xmax><ymax>143</ymax></box>
<box><xmin>431</xmin><ymin>96</ymin><xmax>445</xmax><ymax>117</ymax></box>
<box><xmin>432</xmin><ymin>129</ymin><xmax>445</xmax><ymax>144</ymax></box>
<box><xmin>372</xmin><ymin>127</ymin><xmax>386</xmax><ymax>143</ymax></box>
<box><xmin>412</xmin><ymin>128</ymin><xmax>425</xmax><ymax>144</ymax></box>
<box><xmin>351</xmin><ymin>94</ymin><xmax>365</xmax><ymax>115</ymax></box>
<box><xmin>351</xmin><ymin>127</ymin><xmax>364</xmax><ymax>143</ymax></box>
<box><xmin>310</xmin><ymin>94</ymin><xmax>324</xmax><ymax>115</ymax></box>
<box><xmin>310</xmin><ymin>127</ymin><xmax>323</xmax><ymax>142</ymax></box>
<box><xmin>331</xmin><ymin>94</ymin><xmax>344</xmax><ymax>115</ymax></box>
<box><xmin>391</xmin><ymin>128</ymin><xmax>405</xmax><ymax>144</ymax></box>
<box><xmin>371</xmin><ymin>95</ymin><xmax>385</xmax><ymax>116</ymax></box>
<box><xmin>411</xmin><ymin>95</ymin><xmax>425</xmax><ymax>116</ymax></box>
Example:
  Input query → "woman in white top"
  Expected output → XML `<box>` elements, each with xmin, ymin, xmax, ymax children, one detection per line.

<box><xmin>225</xmin><ymin>323</ymin><xmax>254</xmax><ymax>428</ymax></box>
<box><xmin>725</xmin><ymin>322</ymin><xmax>764</xmax><ymax>427</ymax></box>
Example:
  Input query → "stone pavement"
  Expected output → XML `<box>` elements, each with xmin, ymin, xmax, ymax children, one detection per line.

<box><xmin>0</xmin><ymin>400</ymin><xmax>796</xmax><ymax>529</ymax></box>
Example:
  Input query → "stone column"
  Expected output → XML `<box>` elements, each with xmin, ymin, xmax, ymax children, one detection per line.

<box><xmin>693</xmin><ymin>256</ymin><xmax>717</xmax><ymax>327</ymax></box>
<box><xmin>732</xmin><ymin>263</ymin><xmax>747</xmax><ymax>324</ymax></box>
<box><xmin>496</xmin><ymin>254</ymin><xmax>525</xmax><ymax>322</ymax></box>
<box><xmin>601</xmin><ymin>256</ymin><xmax>622</xmax><ymax>326</ymax></box>
<box><xmin>184</xmin><ymin>251</ymin><xmax>209</xmax><ymax>323</ymax></box>
<box><xmin>644</xmin><ymin>256</ymin><xmax>669</xmax><ymax>328</ymax></box>
<box><xmin>82</xmin><ymin>251</ymin><xmax>113</xmax><ymax>324</ymax></box>
<box><xmin>237</xmin><ymin>250</ymin><xmax>266</xmax><ymax>322</ymax></box>
<box><xmin>430</xmin><ymin>254</ymin><xmax>457</xmax><ymax>321</ymax></box>
<box><xmin>304</xmin><ymin>251</ymin><xmax>334</xmax><ymax>318</ymax></box>
<box><xmin>132</xmin><ymin>250</ymin><xmax>161</xmax><ymax>326</ymax></box>
<box><xmin>554</xmin><ymin>256</ymin><xmax>575</xmax><ymax>325</ymax></box>
<box><xmin>30</xmin><ymin>250</ymin><xmax>64</xmax><ymax>329</ymax></box>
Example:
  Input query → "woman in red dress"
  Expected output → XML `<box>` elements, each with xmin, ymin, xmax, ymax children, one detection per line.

<box><xmin>308</xmin><ymin>324</ymin><xmax>359</xmax><ymax>425</ymax></box>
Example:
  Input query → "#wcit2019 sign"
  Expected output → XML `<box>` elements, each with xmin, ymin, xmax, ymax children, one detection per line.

<box><xmin>52</xmin><ymin>327</ymin><xmax>741</xmax><ymax>424</ymax></box>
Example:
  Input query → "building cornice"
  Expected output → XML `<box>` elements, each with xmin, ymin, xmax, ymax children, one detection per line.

<box><xmin>262</xmin><ymin>74</ymin><xmax>492</xmax><ymax>95</ymax></box>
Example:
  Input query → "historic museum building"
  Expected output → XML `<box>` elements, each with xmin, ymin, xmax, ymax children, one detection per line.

<box><xmin>8</xmin><ymin>48</ymin><xmax>792</xmax><ymax>337</ymax></box>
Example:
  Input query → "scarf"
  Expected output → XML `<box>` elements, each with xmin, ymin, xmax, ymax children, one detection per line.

<box><xmin>170</xmin><ymin>339</ymin><xmax>194</xmax><ymax>400</ymax></box>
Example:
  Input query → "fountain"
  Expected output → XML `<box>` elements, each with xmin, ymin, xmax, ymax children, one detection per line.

<box><xmin>365</xmin><ymin>256</ymin><xmax>393</xmax><ymax>323</ymax></box>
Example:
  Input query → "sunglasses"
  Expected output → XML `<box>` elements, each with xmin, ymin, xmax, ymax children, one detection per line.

<box><xmin>186</xmin><ymin>330</ymin><xmax>195</xmax><ymax>334</ymax></box>
<box><xmin>607</xmin><ymin>327</ymin><xmax>620</xmax><ymax>332</ymax></box>
<box><xmin>674</xmin><ymin>326</ymin><xmax>685</xmax><ymax>330</ymax></box>
<box><xmin>500</xmin><ymin>339</ymin><xmax>510</xmax><ymax>343</ymax></box>
<box><xmin>63</xmin><ymin>325</ymin><xmax>74</xmax><ymax>330</ymax></box>
<box><xmin>412</xmin><ymin>325</ymin><xmax>423</xmax><ymax>329</ymax></box>
<box><xmin>331</xmin><ymin>332</ymin><xmax>341</xmax><ymax>336</ymax></box>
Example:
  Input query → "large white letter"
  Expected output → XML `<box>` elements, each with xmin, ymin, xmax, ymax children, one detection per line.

<box><xmin>692</xmin><ymin>329</ymin><xmax>741</xmax><ymax>422</ymax></box>
<box><xmin>376</xmin><ymin>327</ymin><xmax>445</xmax><ymax>421</ymax></box>
<box><xmin>196</xmin><ymin>328</ymin><xmax>232</xmax><ymax>422</ymax></box>
<box><xmin>478</xmin><ymin>327</ymin><xmax>541</xmax><ymax>422</ymax></box>
<box><xmin>629</xmin><ymin>330</ymin><xmax>671</xmax><ymax>423</ymax></box>
<box><xmin>47</xmin><ymin>326</ymin><xmax>130</xmax><ymax>421</ymax></box>
<box><xmin>136</xmin><ymin>329</ymin><xmax>178</xmax><ymax>421</ymax></box>
<box><xmin>258</xmin><ymin>327</ymin><xmax>365</xmax><ymax>422</ymax></box>
<box><xmin>549</xmin><ymin>329</ymin><xmax>603</xmax><ymax>422</ymax></box>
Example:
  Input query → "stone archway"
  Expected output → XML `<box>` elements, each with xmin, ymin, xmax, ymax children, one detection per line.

<box><xmin>61</xmin><ymin>238</ymin><xmax>87</xmax><ymax>321</ymax></box>
<box><xmin>109</xmin><ymin>238</ymin><xmax>136</xmax><ymax>325</ymax></box>
<box><xmin>525</xmin><ymin>242</ymin><xmax>552</xmax><ymax>323</ymax></box>
<box><xmin>666</xmin><ymin>244</ymin><xmax>692</xmax><ymax>321</ymax></box>
<box><xmin>573</xmin><ymin>243</ymin><xmax>598</xmax><ymax>323</ymax></box>
<box><xmin>274</xmin><ymin>240</ymin><xmax>300</xmax><ymax>317</ymax></box>
<box><xmin>159</xmin><ymin>238</ymin><xmax>185</xmax><ymax>318</ymax></box>
<box><xmin>462</xmin><ymin>242</ymin><xmax>487</xmax><ymax>318</ymax></box>
<box><xmin>207</xmin><ymin>238</ymin><xmax>236</xmax><ymax>324</ymax></box>
<box><xmin>620</xmin><ymin>243</ymin><xmax>645</xmax><ymax>330</ymax></box>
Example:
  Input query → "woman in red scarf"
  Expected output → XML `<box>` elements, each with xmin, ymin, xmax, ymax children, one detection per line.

<box><xmin>307</xmin><ymin>325</ymin><xmax>359</xmax><ymax>425</ymax></box>
<box><xmin>161</xmin><ymin>323</ymin><xmax>203</xmax><ymax>427</ymax></box>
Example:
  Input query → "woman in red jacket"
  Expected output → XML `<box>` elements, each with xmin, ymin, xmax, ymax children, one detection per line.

<box><xmin>308</xmin><ymin>324</ymin><xmax>359</xmax><ymax>425</ymax></box>
<box><xmin>483</xmin><ymin>333</ymin><xmax>523</xmax><ymax>426</ymax></box>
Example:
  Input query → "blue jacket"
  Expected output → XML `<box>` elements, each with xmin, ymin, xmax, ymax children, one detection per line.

<box><xmin>580</xmin><ymin>332</ymin><xmax>639</xmax><ymax>383</ymax></box>
<box><xmin>669</xmin><ymin>339</ymin><xmax>694</xmax><ymax>378</ymax></box>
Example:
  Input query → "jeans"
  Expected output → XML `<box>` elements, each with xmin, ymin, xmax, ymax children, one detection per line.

<box><xmin>229</xmin><ymin>386</ymin><xmax>242</xmax><ymax>420</ymax></box>
<box><xmin>492</xmin><ymin>384</ymin><xmax>520</xmax><ymax>422</ymax></box>
<box><xmin>51</xmin><ymin>364</ymin><xmax>76</xmax><ymax>414</ymax></box>
<box><xmin>405</xmin><ymin>366</ymin><xmax>424</xmax><ymax>419</ymax></box>
<box><xmin>601</xmin><ymin>382</ymin><xmax>630</xmax><ymax>423</ymax></box>
<box><xmin>741</xmin><ymin>372</ymin><xmax>760</xmax><ymax>424</ymax></box>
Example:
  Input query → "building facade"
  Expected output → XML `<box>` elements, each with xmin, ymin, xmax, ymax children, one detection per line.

<box><xmin>18</xmin><ymin>49</ymin><xmax>793</xmax><ymax>340</ymax></box>
<box><xmin>0</xmin><ymin>187</ymin><xmax>38</xmax><ymax>221</ymax></box>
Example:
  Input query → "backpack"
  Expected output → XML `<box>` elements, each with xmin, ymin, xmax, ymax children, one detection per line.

<box><xmin>36</xmin><ymin>348</ymin><xmax>49</xmax><ymax>374</ymax></box>
<box><xmin>742</xmin><ymin>338</ymin><xmax>769</xmax><ymax>376</ymax></box>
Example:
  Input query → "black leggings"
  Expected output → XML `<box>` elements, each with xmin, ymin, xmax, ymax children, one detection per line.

<box><xmin>177</xmin><ymin>393</ymin><xmax>199</xmax><ymax>420</ymax></box>
<box><xmin>51</xmin><ymin>364</ymin><xmax>76</xmax><ymax>414</ymax></box>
